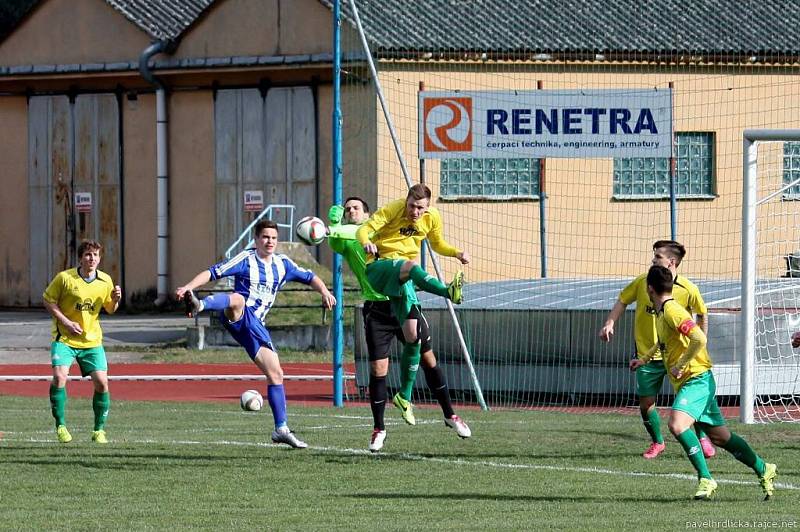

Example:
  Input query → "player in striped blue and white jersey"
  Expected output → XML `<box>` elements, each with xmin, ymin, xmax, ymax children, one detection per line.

<box><xmin>176</xmin><ymin>219</ymin><xmax>336</xmax><ymax>448</ymax></box>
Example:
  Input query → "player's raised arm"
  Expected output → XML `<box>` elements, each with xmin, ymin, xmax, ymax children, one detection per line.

<box><xmin>104</xmin><ymin>285</ymin><xmax>122</xmax><ymax>314</ymax></box>
<box><xmin>425</xmin><ymin>209</ymin><xmax>466</xmax><ymax>262</ymax></box>
<box><xmin>176</xmin><ymin>270</ymin><xmax>212</xmax><ymax>300</ymax></box>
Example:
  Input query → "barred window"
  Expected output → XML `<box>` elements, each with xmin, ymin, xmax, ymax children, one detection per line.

<box><xmin>440</xmin><ymin>158</ymin><xmax>541</xmax><ymax>200</ymax></box>
<box><xmin>613</xmin><ymin>132</ymin><xmax>715</xmax><ymax>199</ymax></box>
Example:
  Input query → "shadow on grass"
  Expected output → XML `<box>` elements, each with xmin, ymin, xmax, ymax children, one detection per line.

<box><xmin>340</xmin><ymin>492</ymin><xmax>690</xmax><ymax>503</ymax></box>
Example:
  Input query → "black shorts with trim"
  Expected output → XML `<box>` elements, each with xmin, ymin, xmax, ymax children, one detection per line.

<box><xmin>362</xmin><ymin>300</ymin><xmax>432</xmax><ymax>361</ymax></box>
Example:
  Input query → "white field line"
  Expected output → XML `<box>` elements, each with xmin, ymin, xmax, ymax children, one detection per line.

<box><xmin>3</xmin><ymin>434</ymin><xmax>797</xmax><ymax>492</ymax></box>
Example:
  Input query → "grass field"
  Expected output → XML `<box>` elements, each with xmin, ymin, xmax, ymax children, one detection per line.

<box><xmin>1</xmin><ymin>395</ymin><xmax>798</xmax><ymax>530</ymax></box>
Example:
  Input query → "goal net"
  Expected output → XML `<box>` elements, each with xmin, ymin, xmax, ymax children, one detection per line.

<box><xmin>336</xmin><ymin>1</ymin><xmax>800</xmax><ymax>420</ymax></box>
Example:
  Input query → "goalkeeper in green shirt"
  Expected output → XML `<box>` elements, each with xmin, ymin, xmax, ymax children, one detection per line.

<box><xmin>328</xmin><ymin>197</ymin><xmax>471</xmax><ymax>452</ymax></box>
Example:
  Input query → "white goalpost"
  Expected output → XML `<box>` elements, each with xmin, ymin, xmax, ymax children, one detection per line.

<box><xmin>742</xmin><ymin>129</ymin><xmax>800</xmax><ymax>423</ymax></box>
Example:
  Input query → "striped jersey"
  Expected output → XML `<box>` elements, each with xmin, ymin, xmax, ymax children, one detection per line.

<box><xmin>209</xmin><ymin>249</ymin><xmax>315</xmax><ymax>321</ymax></box>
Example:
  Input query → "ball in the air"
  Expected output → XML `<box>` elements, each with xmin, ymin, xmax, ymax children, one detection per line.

<box><xmin>240</xmin><ymin>389</ymin><xmax>263</xmax><ymax>411</ymax></box>
<box><xmin>295</xmin><ymin>216</ymin><xmax>327</xmax><ymax>245</ymax></box>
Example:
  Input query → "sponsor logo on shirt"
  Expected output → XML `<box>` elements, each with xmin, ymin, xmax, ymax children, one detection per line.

<box><xmin>75</xmin><ymin>299</ymin><xmax>95</xmax><ymax>312</ymax></box>
<box><xmin>399</xmin><ymin>225</ymin><xmax>419</xmax><ymax>237</ymax></box>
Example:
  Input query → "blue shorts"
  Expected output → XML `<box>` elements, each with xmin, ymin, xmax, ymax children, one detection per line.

<box><xmin>218</xmin><ymin>308</ymin><xmax>275</xmax><ymax>360</ymax></box>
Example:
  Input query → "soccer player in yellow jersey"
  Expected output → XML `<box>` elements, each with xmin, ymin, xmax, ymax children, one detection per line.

<box><xmin>356</xmin><ymin>184</ymin><xmax>469</xmax><ymax>424</ymax></box>
<box><xmin>42</xmin><ymin>240</ymin><xmax>121</xmax><ymax>444</ymax></box>
<box><xmin>631</xmin><ymin>266</ymin><xmax>777</xmax><ymax>500</ymax></box>
<box><xmin>599</xmin><ymin>240</ymin><xmax>715</xmax><ymax>459</ymax></box>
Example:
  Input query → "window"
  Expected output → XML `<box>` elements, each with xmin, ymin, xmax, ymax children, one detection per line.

<box><xmin>440</xmin><ymin>158</ymin><xmax>541</xmax><ymax>200</ymax></box>
<box><xmin>613</xmin><ymin>132</ymin><xmax>715</xmax><ymax>199</ymax></box>
<box><xmin>783</xmin><ymin>142</ymin><xmax>800</xmax><ymax>199</ymax></box>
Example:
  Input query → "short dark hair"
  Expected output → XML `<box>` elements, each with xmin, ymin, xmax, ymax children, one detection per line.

<box><xmin>254</xmin><ymin>219</ymin><xmax>279</xmax><ymax>236</ymax></box>
<box><xmin>77</xmin><ymin>240</ymin><xmax>102</xmax><ymax>257</ymax></box>
<box><xmin>345</xmin><ymin>196</ymin><xmax>369</xmax><ymax>213</ymax></box>
<box><xmin>653</xmin><ymin>240</ymin><xmax>686</xmax><ymax>265</ymax></box>
<box><xmin>647</xmin><ymin>265</ymin><xmax>674</xmax><ymax>295</ymax></box>
<box><xmin>407</xmin><ymin>183</ymin><xmax>431</xmax><ymax>201</ymax></box>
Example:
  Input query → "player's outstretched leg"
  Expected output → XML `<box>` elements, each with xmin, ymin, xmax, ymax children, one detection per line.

<box><xmin>393</xmin><ymin>341</ymin><xmax>420</xmax><ymax>426</ymax></box>
<box><xmin>422</xmin><ymin>363</ymin><xmax>470</xmax><ymax>438</ymax></box>
<box><xmin>717</xmin><ymin>431</ymin><xmax>776</xmax><ymax>500</ymax></box>
<box><xmin>406</xmin><ymin>264</ymin><xmax>465</xmax><ymax>304</ymax></box>
<box><xmin>50</xmin><ymin>383</ymin><xmax>71</xmax><ymax>443</ymax></box>
<box><xmin>184</xmin><ymin>290</ymin><xmax>232</xmax><ymax>318</ymax></box>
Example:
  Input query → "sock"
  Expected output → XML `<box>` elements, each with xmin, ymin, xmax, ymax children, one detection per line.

<box><xmin>201</xmin><ymin>293</ymin><xmax>230</xmax><ymax>312</ymax></box>
<box><xmin>267</xmin><ymin>384</ymin><xmax>288</xmax><ymax>430</ymax></box>
<box><xmin>369</xmin><ymin>375</ymin><xmax>387</xmax><ymax>431</ymax></box>
<box><xmin>423</xmin><ymin>364</ymin><xmax>455</xmax><ymax>418</ymax></box>
<box><xmin>49</xmin><ymin>384</ymin><xmax>66</xmax><ymax>428</ymax></box>
<box><xmin>676</xmin><ymin>428</ymin><xmax>712</xmax><ymax>479</ymax></box>
<box><xmin>721</xmin><ymin>432</ymin><xmax>766</xmax><ymax>476</ymax></box>
<box><xmin>399</xmin><ymin>341</ymin><xmax>421</xmax><ymax>401</ymax></box>
<box><xmin>92</xmin><ymin>391</ymin><xmax>110</xmax><ymax>431</ymax></box>
<box><xmin>695</xmin><ymin>426</ymin><xmax>708</xmax><ymax>440</ymax></box>
<box><xmin>408</xmin><ymin>265</ymin><xmax>449</xmax><ymax>298</ymax></box>
<box><xmin>642</xmin><ymin>408</ymin><xmax>664</xmax><ymax>444</ymax></box>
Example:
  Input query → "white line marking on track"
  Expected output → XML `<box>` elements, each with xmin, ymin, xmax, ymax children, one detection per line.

<box><xmin>5</xmin><ymin>436</ymin><xmax>797</xmax><ymax>491</ymax></box>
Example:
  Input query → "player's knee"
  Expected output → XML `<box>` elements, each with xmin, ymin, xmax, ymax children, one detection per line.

<box><xmin>403</xmin><ymin>333</ymin><xmax>419</xmax><ymax>345</ymax></box>
<box><xmin>94</xmin><ymin>381</ymin><xmax>109</xmax><ymax>393</ymax></box>
<box><xmin>264</xmin><ymin>367</ymin><xmax>283</xmax><ymax>384</ymax></box>
<box><xmin>667</xmin><ymin>418</ymin><xmax>688</xmax><ymax>436</ymax></box>
<box><xmin>52</xmin><ymin>375</ymin><xmax>68</xmax><ymax>387</ymax></box>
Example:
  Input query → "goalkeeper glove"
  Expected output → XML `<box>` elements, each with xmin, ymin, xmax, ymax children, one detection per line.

<box><xmin>328</xmin><ymin>204</ymin><xmax>344</xmax><ymax>225</ymax></box>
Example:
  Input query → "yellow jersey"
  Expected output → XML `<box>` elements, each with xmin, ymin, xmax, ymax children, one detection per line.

<box><xmin>43</xmin><ymin>268</ymin><xmax>116</xmax><ymax>348</ymax></box>
<box><xmin>656</xmin><ymin>299</ymin><xmax>713</xmax><ymax>390</ymax></box>
<box><xmin>619</xmin><ymin>273</ymin><xmax>707</xmax><ymax>360</ymax></box>
<box><xmin>356</xmin><ymin>198</ymin><xmax>460</xmax><ymax>262</ymax></box>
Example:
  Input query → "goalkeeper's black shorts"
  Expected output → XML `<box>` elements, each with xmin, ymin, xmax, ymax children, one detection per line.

<box><xmin>362</xmin><ymin>300</ymin><xmax>432</xmax><ymax>360</ymax></box>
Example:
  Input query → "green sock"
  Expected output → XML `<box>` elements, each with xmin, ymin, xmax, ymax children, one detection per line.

<box><xmin>408</xmin><ymin>265</ymin><xmax>449</xmax><ymax>298</ymax></box>
<box><xmin>49</xmin><ymin>384</ymin><xmax>66</xmax><ymax>428</ymax></box>
<box><xmin>676</xmin><ymin>428</ymin><xmax>712</xmax><ymax>479</ymax></box>
<box><xmin>643</xmin><ymin>408</ymin><xmax>664</xmax><ymax>444</ymax></box>
<box><xmin>92</xmin><ymin>391</ymin><xmax>110</xmax><ymax>431</ymax></box>
<box><xmin>695</xmin><ymin>426</ymin><xmax>708</xmax><ymax>440</ymax></box>
<box><xmin>721</xmin><ymin>432</ymin><xmax>766</xmax><ymax>476</ymax></box>
<box><xmin>399</xmin><ymin>341</ymin><xmax>422</xmax><ymax>401</ymax></box>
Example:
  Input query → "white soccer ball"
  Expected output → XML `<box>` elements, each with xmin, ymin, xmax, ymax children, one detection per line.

<box><xmin>295</xmin><ymin>216</ymin><xmax>327</xmax><ymax>246</ymax></box>
<box><xmin>240</xmin><ymin>389</ymin><xmax>263</xmax><ymax>411</ymax></box>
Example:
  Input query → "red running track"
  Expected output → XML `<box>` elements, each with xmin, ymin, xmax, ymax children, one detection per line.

<box><xmin>0</xmin><ymin>363</ymin><xmax>361</xmax><ymax>407</ymax></box>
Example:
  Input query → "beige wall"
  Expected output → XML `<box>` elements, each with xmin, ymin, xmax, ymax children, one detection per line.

<box><xmin>175</xmin><ymin>0</ymin><xmax>333</xmax><ymax>59</ymax></box>
<box><xmin>0</xmin><ymin>0</ymin><xmax>150</xmax><ymax>66</ymax></box>
<box><xmin>0</xmin><ymin>97</ymin><xmax>28</xmax><ymax>305</ymax></box>
<box><xmin>121</xmin><ymin>93</ymin><xmax>157</xmax><ymax>300</ymax></box>
<box><xmin>373</xmin><ymin>64</ymin><xmax>800</xmax><ymax>282</ymax></box>
<box><xmin>169</xmin><ymin>91</ymin><xmax>217</xmax><ymax>288</ymax></box>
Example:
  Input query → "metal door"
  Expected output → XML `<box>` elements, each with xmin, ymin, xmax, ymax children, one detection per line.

<box><xmin>28</xmin><ymin>94</ymin><xmax>121</xmax><ymax>304</ymax></box>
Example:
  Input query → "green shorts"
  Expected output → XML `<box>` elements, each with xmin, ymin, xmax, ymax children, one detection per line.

<box><xmin>51</xmin><ymin>342</ymin><xmax>108</xmax><ymax>377</ymax></box>
<box><xmin>366</xmin><ymin>259</ymin><xmax>419</xmax><ymax>321</ymax></box>
<box><xmin>636</xmin><ymin>360</ymin><xmax>668</xmax><ymax>397</ymax></box>
<box><xmin>672</xmin><ymin>371</ymin><xmax>726</xmax><ymax>427</ymax></box>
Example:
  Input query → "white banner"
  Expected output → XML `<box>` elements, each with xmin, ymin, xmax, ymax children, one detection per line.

<box><xmin>419</xmin><ymin>89</ymin><xmax>672</xmax><ymax>159</ymax></box>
